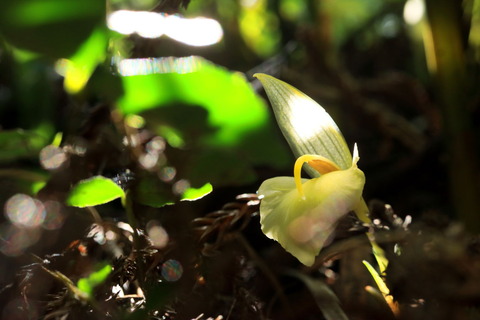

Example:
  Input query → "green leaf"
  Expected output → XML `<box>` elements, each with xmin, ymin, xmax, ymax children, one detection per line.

<box><xmin>117</xmin><ymin>57</ymin><xmax>290</xmax><ymax>187</ymax></box>
<box><xmin>51</xmin><ymin>132</ymin><xmax>63</xmax><ymax>147</ymax></box>
<box><xmin>363</xmin><ymin>260</ymin><xmax>397</xmax><ymax>314</ymax></box>
<box><xmin>31</xmin><ymin>181</ymin><xmax>47</xmax><ymax>194</ymax></box>
<box><xmin>181</xmin><ymin>183</ymin><xmax>213</xmax><ymax>201</ymax></box>
<box><xmin>362</xmin><ymin>260</ymin><xmax>390</xmax><ymax>296</ymax></box>
<box><xmin>118</xmin><ymin>56</ymin><xmax>268</xmax><ymax>147</ymax></box>
<box><xmin>157</xmin><ymin>125</ymin><xmax>186</xmax><ymax>148</ymax></box>
<box><xmin>184</xmin><ymin>149</ymin><xmax>257</xmax><ymax>187</ymax></box>
<box><xmin>134</xmin><ymin>175</ymin><xmax>212</xmax><ymax>208</ymax></box>
<box><xmin>0</xmin><ymin>0</ymin><xmax>105</xmax><ymax>58</ymax></box>
<box><xmin>77</xmin><ymin>263</ymin><xmax>112</xmax><ymax>298</ymax></box>
<box><xmin>321</xmin><ymin>0</ymin><xmax>384</xmax><ymax>47</ymax></box>
<box><xmin>66</xmin><ymin>176</ymin><xmax>125</xmax><ymax>208</ymax></box>
<box><xmin>238</xmin><ymin>2</ymin><xmax>281</xmax><ymax>57</ymax></box>
<box><xmin>61</xmin><ymin>27</ymin><xmax>108</xmax><ymax>94</ymax></box>
<box><xmin>254</xmin><ymin>73</ymin><xmax>352</xmax><ymax>176</ymax></box>
<box><xmin>3</xmin><ymin>57</ymin><xmax>57</xmax><ymax>131</ymax></box>
<box><xmin>0</xmin><ymin>169</ymin><xmax>49</xmax><ymax>198</ymax></box>
<box><xmin>0</xmin><ymin>125</ymin><xmax>53</xmax><ymax>163</ymax></box>
<box><xmin>134</xmin><ymin>174</ymin><xmax>174</xmax><ymax>208</ymax></box>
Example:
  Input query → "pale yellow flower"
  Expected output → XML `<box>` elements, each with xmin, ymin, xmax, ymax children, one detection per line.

<box><xmin>258</xmin><ymin>145</ymin><xmax>365</xmax><ymax>266</ymax></box>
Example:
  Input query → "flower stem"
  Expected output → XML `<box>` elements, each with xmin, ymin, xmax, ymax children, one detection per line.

<box><xmin>355</xmin><ymin>198</ymin><xmax>388</xmax><ymax>274</ymax></box>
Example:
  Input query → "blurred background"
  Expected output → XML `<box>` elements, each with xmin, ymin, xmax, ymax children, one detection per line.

<box><xmin>0</xmin><ymin>0</ymin><xmax>479</xmax><ymax>318</ymax></box>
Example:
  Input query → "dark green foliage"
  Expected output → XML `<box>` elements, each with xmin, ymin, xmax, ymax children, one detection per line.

<box><xmin>0</xmin><ymin>0</ymin><xmax>479</xmax><ymax>319</ymax></box>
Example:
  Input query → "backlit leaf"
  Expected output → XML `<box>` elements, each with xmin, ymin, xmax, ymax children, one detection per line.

<box><xmin>254</xmin><ymin>73</ymin><xmax>352</xmax><ymax>176</ymax></box>
<box><xmin>66</xmin><ymin>176</ymin><xmax>125</xmax><ymax>208</ymax></box>
<box><xmin>117</xmin><ymin>57</ymin><xmax>290</xmax><ymax>186</ymax></box>
<box><xmin>118</xmin><ymin>56</ymin><xmax>268</xmax><ymax>147</ymax></box>
<box><xmin>77</xmin><ymin>263</ymin><xmax>112</xmax><ymax>298</ymax></box>
<box><xmin>0</xmin><ymin>0</ymin><xmax>105</xmax><ymax>58</ymax></box>
<box><xmin>134</xmin><ymin>174</ymin><xmax>174</xmax><ymax>208</ymax></box>
<box><xmin>61</xmin><ymin>27</ymin><xmax>108</xmax><ymax>94</ymax></box>
<box><xmin>181</xmin><ymin>183</ymin><xmax>213</xmax><ymax>201</ymax></box>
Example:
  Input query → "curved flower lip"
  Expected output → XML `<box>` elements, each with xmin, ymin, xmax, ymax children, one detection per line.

<box><xmin>257</xmin><ymin>144</ymin><xmax>364</xmax><ymax>266</ymax></box>
<box><xmin>295</xmin><ymin>143</ymin><xmax>359</xmax><ymax>198</ymax></box>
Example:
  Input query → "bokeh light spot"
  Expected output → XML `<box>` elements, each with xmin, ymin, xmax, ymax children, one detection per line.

<box><xmin>87</xmin><ymin>224</ymin><xmax>106</xmax><ymax>245</ymax></box>
<box><xmin>5</xmin><ymin>194</ymin><xmax>46</xmax><ymax>228</ymax></box>
<box><xmin>165</xmin><ymin>15</ymin><xmax>223</xmax><ymax>46</ymax></box>
<box><xmin>0</xmin><ymin>224</ymin><xmax>41</xmax><ymax>256</ymax></box>
<box><xmin>117</xmin><ymin>56</ymin><xmax>202</xmax><ymax>76</ymax></box>
<box><xmin>160</xmin><ymin>166</ymin><xmax>176</xmax><ymax>182</ymax></box>
<box><xmin>139</xmin><ymin>153</ymin><xmax>159</xmax><ymax>169</ymax></box>
<box><xmin>377</xmin><ymin>14</ymin><xmax>400</xmax><ymax>38</ymax></box>
<box><xmin>39</xmin><ymin>145</ymin><xmax>68</xmax><ymax>170</ymax></box>
<box><xmin>161</xmin><ymin>259</ymin><xmax>183</xmax><ymax>282</ymax></box>
<box><xmin>125</xmin><ymin>114</ymin><xmax>146</xmax><ymax>129</ymax></box>
<box><xmin>404</xmin><ymin>0</ymin><xmax>425</xmax><ymax>25</ymax></box>
<box><xmin>42</xmin><ymin>201</ymin><xmax>65</xmax><ymax>230</ymax></box>
<box><xmin>108</xmin><ymin>11</ymin><xmax>223</xmax><ymax>46</ymax></box>
<box><xmin>105</xmin><ymin>230</ymin><xmax>116</xmax><ymax>241</ymax></box>
<box><xmin>146</xmin><ymin>221</ymin><xmax>169</xmax><ymax>248</ymax></box>
<box><xmin>172</xmin><ymin>179</ymin><xmax>190</xmax><ymax>196</ymax></box>
<box><xmin>54</xmin><ymin>59</ymin><xmax>69</xmax><ymax>77</ymax></box>
<box><xmin>146</xmin><ymin>137</ymin><xmax>166</xmax><ymax>154</ymax></box>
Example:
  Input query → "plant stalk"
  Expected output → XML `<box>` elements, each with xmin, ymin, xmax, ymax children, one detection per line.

<box><xmin>425</xmin><ymin>0</ymin><xmax>480</xmax><ymax>232</ymax></box>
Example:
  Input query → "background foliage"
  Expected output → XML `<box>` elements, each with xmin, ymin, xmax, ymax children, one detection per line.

<box><xmin>0</xmin><ymin>0</ymin><xmax>479</xmax><ymax>319</ymax></box>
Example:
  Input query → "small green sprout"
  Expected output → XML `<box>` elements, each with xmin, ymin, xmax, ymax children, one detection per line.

<box><xmin>66</xmin><ymin>176</ymin><xmax>125</xmax><ymax>208</ymax></box>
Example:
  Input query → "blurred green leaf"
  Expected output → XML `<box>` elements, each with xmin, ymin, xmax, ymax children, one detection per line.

<box><xmin>254</xmin><ymin>73</ymin><xmax>352</xmax><ymax>177</ymax></box>
<box><xmin>66</xmin><ymin>176</ymin><xmax>125</xmax><ymax>208</ymax></box>
<box><xmin>85</xmin><ymin>64</ymin><xmax>125</xmax><ymax>103</ymax></box>
<box><xmin>118</xmin><ymin>56</ymin><xmax>267</xmax><ymax>147</ymax></box>
<box><xmin>51</xmin><ymin>132</ymin><xmax>63</xmax><ymax>147</ymax></box>
<box><xmin>109</xmin><ymin>0</ymin><xmax>159</xmax><ymax>11</ymax></box>
<box><xmin>469</xmin><ymin>0</ymin><xmax>480</xmax><ymax>60</ymax></box>
<box><xmin>363</xmin><ymin>260</ymin><xmax>390</xmax><ymax>296</ymax></box>
<box><xmin>134</xmin><ymin>174</ymin><xmax>174</xmax><ymax>208</ymax></box>
<box><xmin>157</xmin><ymin>125</ymin><xmax>186</xmax><ymax>149</ymax></box>
<box><xmin>181</xmin><ymin>182</ymin><xmax>213</xmax><ymax>201</ymax></box>
<box><xmin>0</xmin><ymin>169</ymin><xmax>48</xmax><ymax>204</ymax></box>
<box><xmin>184</xmin><ymin>149</ymin><xmax>257</xmax><ymax>186</ymax></box>
<box><xmin>2</xmin><ymin>57</ymin><xmax>57</xmax><ymax>131</ymax></box>
<box><xmin>134</xmin><ymin>176</ymin><xmax>211</xmax><ymax>207</ymax></box>
<box><xmin>239</xmin><ymin>0</ymin><xmax>280</xmax><ymax>57</ymax></box>
<box><xmin>31</xmin><ymin>181</ymin><xmax>47</xmax><ymax>194</ymax></box>
<box><xmin>0</xmin><ymin>125</ymin><xmax>53</xmax><ymax>163</ymax></box>
<box><xmin>140</xmin><ymin>104</ymin><xmax>213</xmax><ymax>148</ymax></box>
<box><xmin>118</xmin><ymin>57</ymin><xmax>290</xmax><ymax>186</ymax></box>
<box><xmin>61</xmin><ymin>27</ymin><xmax>108</xmax><ymax>94</ymax></box>
<box><xmin>77</xmin><ymin>263</ymin><xmax>112</xmax><ymax>298</ymax></box>
<box><xmin>0</xmin><ymin>0</ymin><xmax>105</xmax><ymax>58</ymax></box>
<box><xmin>321</xmin><ymin>0</ymin><xmax>384</xmax><ymax>47</ymax></box>
<box><xmin>9</xmin><ymin>46</ymin><xmax>39</xmax><ymax>63</ymax></box>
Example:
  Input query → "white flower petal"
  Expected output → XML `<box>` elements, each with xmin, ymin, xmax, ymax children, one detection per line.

<box><xmin>254</xmin><ymin>73</ymin><xmax>353</xmax><ymax>175</ymax></box>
